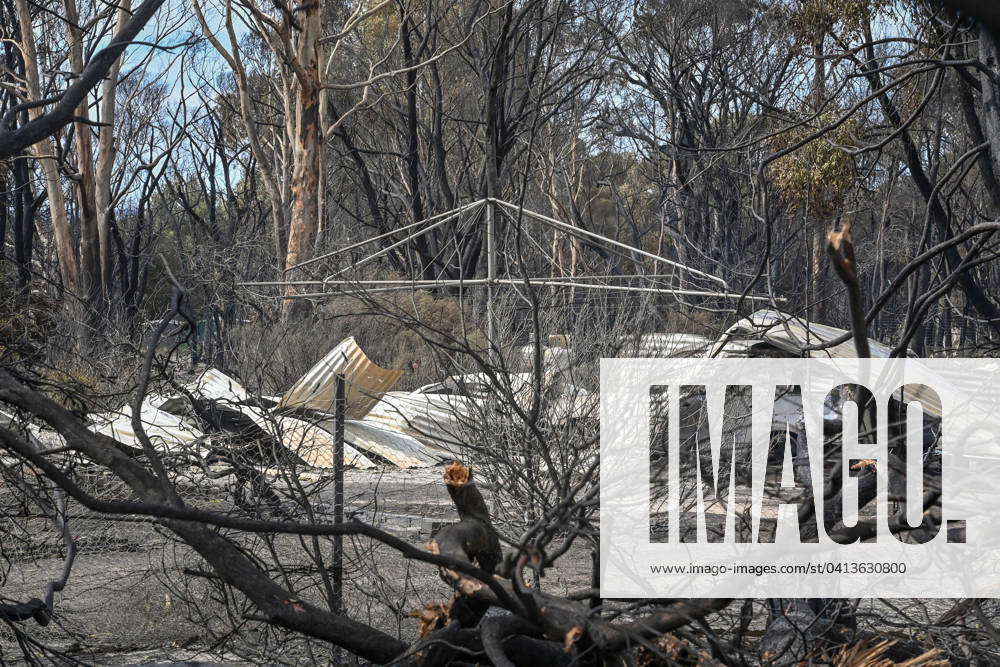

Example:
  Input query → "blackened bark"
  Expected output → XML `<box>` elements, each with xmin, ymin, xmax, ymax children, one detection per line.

<box><xmin>861</xmin><ymin>27</ymin><xmax>1000</xmax><ymax>328</ymax></box>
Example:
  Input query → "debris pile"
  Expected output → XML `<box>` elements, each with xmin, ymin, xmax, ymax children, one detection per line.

<box><xmin>88</xmin><ymin>338</ymin><xmax>432</xmax><ymax>470</ymax></box>
<box><xmin>77</xmin><ymin>335</ymin><xmax>598</xmax><ymax>472</ymax></box>
<box><xmin>16</xmin><ymin>309</ymin><xmax>944</xmax><ymax>476</ymax></box>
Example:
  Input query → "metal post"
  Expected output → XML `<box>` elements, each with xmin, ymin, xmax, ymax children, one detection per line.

<box><xmin>590</xmin><ymin>547</ymin><xmax>601</xmax><ymax>611</ymax></box>
<box><xmin>332</xmin><ymin>373</ymin><xmax>345</xmax><ymax>613</ymax></box>
<box><xmin>485</xmin><ymin>198</ymin><xmax>496</xmax><ymax>354</ymax></box>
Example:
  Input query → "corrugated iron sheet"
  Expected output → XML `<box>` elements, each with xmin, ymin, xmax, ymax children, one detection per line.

<box><xmin>279</xmin><ymin>337</ymin><xmax>403</xmax><ymax>419</ymax></box>
<box><xmin>267</xmin><ymin>416</ymin><xmax>376</xmax><ymax>469</ymax></box>
<box><xmin>191</xmin><ymin>368</ymin><xmax>254</xmax><ymax>403</ymax></box>
<box><xmin>364</xmin><ymin>390</ymin><xmax>476</xmax><ymax>457</ymax></box>
<box><xmin>15</xmin><ymin>365</ymin><xmax>438</xmax><ymax>469</ymax></box>
<box><xmin>709</xmin><ymin>309</ymin><xmax>942</xmax><ymax>418</ymax></box>
<box><xmin>341</xmin><ymin>420</ymin><xmax>444</xmax><ymax>468</ymax></box>
<box><xmin>90</xmin><ymin>398</ymin><xmax>203</xmax><ymax>452</ymax></box>
<box><xmin>187</xmin><ymin>369</ymin><xmax>377</xmax><ymax>469</ymax></box>
<box><xmin>364</xmin><ymin>367</ymin><xmax>599</xmax><ymax>460</ymax></box>
<box><xmin>709</xmin><ymin>309</ymin><xmax>892</xmax><ymax>359</ymax></box>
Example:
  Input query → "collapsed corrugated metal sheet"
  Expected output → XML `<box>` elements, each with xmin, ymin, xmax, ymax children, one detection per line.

<box><xmin>269</xmin><ymin>417</ymin><xmax>377</xmax><ymax>469</ymax></box>
<box><xmin>708</xmin><ymin>309</ymin><xmax>893</xmax><ymax>359</ymax></box>
<box><xmin>185</xmin><ymin>369</ymin><xmax>377</xmax><ymax>469</ymax></box>
<box><xmin>709</xmin><ymin>309</ymin><xmax>942</xmax><ymax>418</ymax></box>
<box><xmin>341</xmin><ymin>420</ymin><xmax>445</xmax><ymax>467</ymax></box>
<box><xmin>91</xmin><ymin>398</ymin><xmax>203</xmax><ymax>452</ymax></box>
<box><xmin>190</xmin><ymin>368</ymin><xmax>255</xmax><ymax>404</ymax></box>
<box><xmin>148</xmin><ymin>367</ymin><xmax>439</xmax><ymax>469</ymax></box>
<box><xmin>365</xmin><ymin>390</ymin><xmax>476</xmax><ymax>457</ymax></box>
<box><xmin>5</xmin><ymin>344</ymin><xmax>434</xmax><ymax>469</ymax></box>
<box><xmin>278</xmin><ymin>336</ymin><xmax>403</xmax><ymax>419</ymax></box>
<box><xmin>365</xmin><ymin>365</ymin><xmax>599</xmax><ymax>455</ymax></box>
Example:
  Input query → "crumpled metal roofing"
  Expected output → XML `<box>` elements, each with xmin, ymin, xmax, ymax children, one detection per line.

<box><xmin>91</xmin><ymin>398</ymin><xmax>202</xmax><ymax>452</ymax></box>
<box><xmin>365</xmin><ymin>364</ymin><xmax>599</xmax><ymax>455</ymax></box>
<box><xmin>188</xmin><ymin>367</ymin><xmax>443</xmax><ymax>469</ymax></box>
<box><xmin>11</xmin><ymin>338</ymin><xmax>445</xmax><ymax>469</ymax></box>
<box><xmin>186</xmin><ymin>369</ymin><xmax>377</xmax><ymax>469</ymax></box>
<box><xmin>708</xmin><ymin>309</ymin><xmax>942</xmax><ymax>418</ymax></box>
<box><xmin>278</xmin><ymin>336</ymin><xmax>403</xmax><ymax>419</ymax></box>
<box><xmin>708</xmin><ymin>309</ymin><xmax>894</xmax><ymax>359</ymax></box>
<box><xmin>342</xmin><ymin>419</ymin><xmax>445</xmax><ymax>468</ymax></box>
<box><xmin>364</xmin><ymin>390</ymin><xmax>476</xmax><ymax>457</ymax></box>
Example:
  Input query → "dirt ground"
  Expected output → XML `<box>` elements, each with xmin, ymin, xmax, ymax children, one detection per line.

<box><xmin>1</xmin><ymin>466</ymin><xmax>965</xmax><ymax>665</ymax></box>
<box><xmin>0</xmin><ymin>466</ymin><xmax>594</xmax><ymax>664</ymax></box>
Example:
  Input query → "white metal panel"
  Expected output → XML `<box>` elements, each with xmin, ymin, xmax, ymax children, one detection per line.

<box><xmin>364</xmin><ymin>391</ymin><xmax>476</xmax><ymax>456</ymax></box>
<box><xmin>340</xmin><ymin>419</ymin><xmax>444</xmax><ymax>467</ymax></box>
<box><xmin>90</xmin><ymin>399</ymin><xmax>202</xmax><ymax>452</ymax></box>
<box><xmin>708</xmin><ymin>309</ymin><xmax>942</xmax><ymax>417</ymax></box>
<box><xmin>267</xmin><ymin>415</ymin><xmax>375</xmax><ymax>469</ymax></box>
<box><xmin>192</xmin><ymin>367</ymin><xmax>253</xmax><ymax>402</ymax></box>
<box><xmin>708</xmin><ymin>309</ymin><xmax>891</xmax><ymax>359</ymax></box>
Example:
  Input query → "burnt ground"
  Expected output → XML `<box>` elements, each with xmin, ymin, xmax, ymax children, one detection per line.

<box><xmin>1</xmin><ymin>467</ymin><xmax>959</xmax><ymax>664</ymax></box>
<box><xmin>0</xmin><ymin>466</ymin><xmax>594</xmax><ymax>665</ymax></box>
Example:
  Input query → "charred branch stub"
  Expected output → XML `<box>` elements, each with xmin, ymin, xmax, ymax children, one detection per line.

<box><xmin>827</xmin><ymin>223</ymin><xmax>870</xmax><ymax>359</ymax></box>
<box><xmin>438</xmin><ymin>461</ymin><xmax>502</xmax><ymax>573</ymax></box>
<box><xmin>415</xmin><ymin>463</ymin><xmax>734</xmax><ymax>665</ymax></box>
<box><xmin>427</xmin><ymin>462</ymin><xmax>503</xmax><ymax>632</ymax></box>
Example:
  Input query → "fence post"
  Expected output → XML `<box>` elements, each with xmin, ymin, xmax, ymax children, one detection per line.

<box><xmin>332</xmin><ymin>373</ymin><xmax>345</xmax><ymax>614</ymax></box>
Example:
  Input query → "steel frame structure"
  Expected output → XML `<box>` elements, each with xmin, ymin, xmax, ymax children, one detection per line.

<box><xmin>241</xmin><ymin>198</ymin><xmax>779</xmax><ymax>344</ymax></box>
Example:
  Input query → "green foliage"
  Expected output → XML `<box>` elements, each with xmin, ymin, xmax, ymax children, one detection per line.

<box><xmin>356</xmin><ymin>0</ymin><xmax>400</xmax><ymax>47</ymax></box>
<box><xmin>770</xmin><ymin>111</ymin><xmax>860</xmax><ymax>218</ymax></box>
<box><xmin>785</xmin><ymin>0</ymin><xmax>893</xmax><ymax>43</ymax></box>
